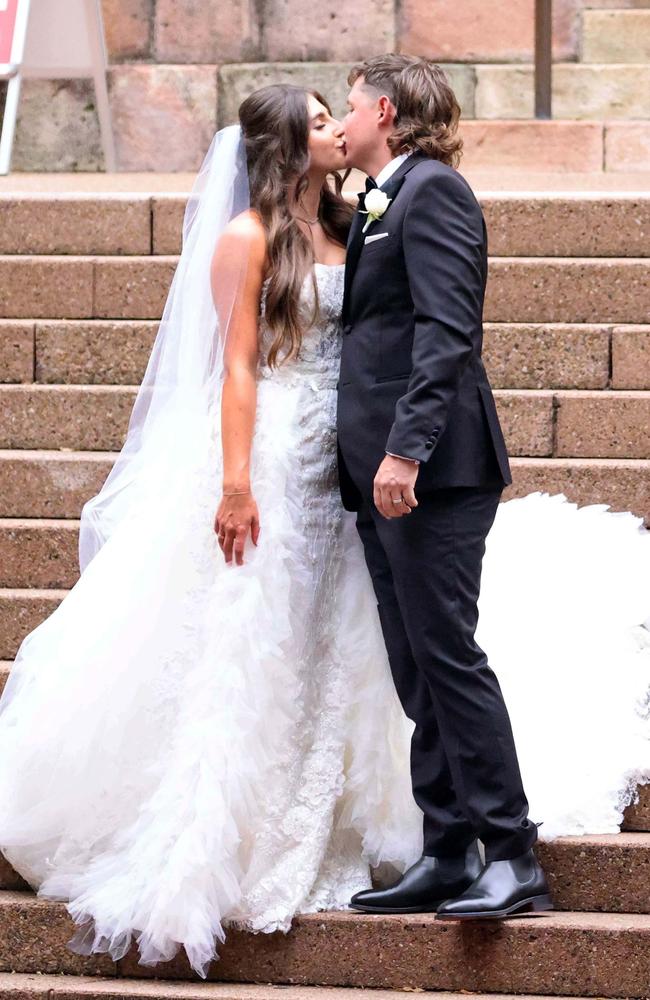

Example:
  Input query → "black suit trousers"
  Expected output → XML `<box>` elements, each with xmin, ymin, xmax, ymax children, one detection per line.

<box><xmin>355</xmin><ymin>485</ymin><xmax>539</xmax><ymax>863</ymax></box>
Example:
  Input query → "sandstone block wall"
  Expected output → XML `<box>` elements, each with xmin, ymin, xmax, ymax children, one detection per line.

<box><xmin>0</xmin><ymin>0</ymin><xmax>648</xmax><ymax>170</ymax></box>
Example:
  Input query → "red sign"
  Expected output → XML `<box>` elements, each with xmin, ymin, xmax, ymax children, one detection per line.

<box><xmin>0</xmin><ymin>0</ymin><xmax>20</xmax><ymax>65</ymax></box>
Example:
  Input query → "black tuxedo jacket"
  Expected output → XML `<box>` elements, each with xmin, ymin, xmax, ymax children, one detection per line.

<box><xmin>336</xmin><ymin>151</ymin><xmax>512</xmax><ymax>513</ymax></box>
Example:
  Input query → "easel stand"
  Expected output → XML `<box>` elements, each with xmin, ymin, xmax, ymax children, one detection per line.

<box><xmin>0</xmin><ymin>0</ymin><xmax>116</xmax><ymax>174</ymax></box>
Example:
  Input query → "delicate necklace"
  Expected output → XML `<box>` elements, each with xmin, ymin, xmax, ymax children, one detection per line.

<box><xmin>295</xmin><ymin>199</ymin><xmax>320</xmax><ymax>226</ymax></box>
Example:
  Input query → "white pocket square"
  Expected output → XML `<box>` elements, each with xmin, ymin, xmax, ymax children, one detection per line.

<box><xmin>364</xmin><ymin>232</ymin><xmax>389</xmax><ymax>245</ymax></box>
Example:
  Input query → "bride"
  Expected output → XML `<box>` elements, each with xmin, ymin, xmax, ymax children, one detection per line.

<box><xmin>0</xmin><ymin>82</ymin><xmax>648</xmax><ymax>979</ymax></box>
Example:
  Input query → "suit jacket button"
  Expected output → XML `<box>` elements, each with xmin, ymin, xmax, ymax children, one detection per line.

<box><xmin>425</xmin><ymin>441</ymin><xmax>434</xmax><ymax>449</ymax></box>
<box><xmin>343</xmin><ymin>323</ymin><xmax>352</xmax><ymax>335</ymax></box>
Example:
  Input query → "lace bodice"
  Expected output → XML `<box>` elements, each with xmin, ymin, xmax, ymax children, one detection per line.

<box><xmin>257</xmin><ymin>262</ymin><xmax>345</xmax><ymax>387</ymax></box>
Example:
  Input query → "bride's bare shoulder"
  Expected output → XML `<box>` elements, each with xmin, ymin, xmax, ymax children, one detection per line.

<box><xmin>213</xmin><ymin>209</ymin><xmax>267</xmax><ymax>272</ymax></box>
<box><xmin>226</xmin><ymin>208</ymin><xmax>265</xmax><ymax>237</ymax></box>
<box><xmin>220</xmin><ymin>209</ymin><xmax>265</xmax><ymax>247</ymax></box>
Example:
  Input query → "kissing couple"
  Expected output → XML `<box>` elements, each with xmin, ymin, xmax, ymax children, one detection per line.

<box><xmin>0</xmin><ymin>54</ymin><xmax>649</xmax><ymax>979</ymax></box>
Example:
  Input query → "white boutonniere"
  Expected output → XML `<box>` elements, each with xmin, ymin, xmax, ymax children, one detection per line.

<box><xmin>360</xmin><ymin>189</ymin><xmax>392</xmax><ymax>233</ymax></box>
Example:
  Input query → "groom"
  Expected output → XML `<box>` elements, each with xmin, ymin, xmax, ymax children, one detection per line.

<box><xmin>337</xmin><ymin>54</ymin><xmax>552</xmax><ymax>919</ymax></box>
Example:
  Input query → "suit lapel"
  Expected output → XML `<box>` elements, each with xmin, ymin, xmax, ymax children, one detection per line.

<box><xmin>343</xmin><ymin>210</ymin><xmax>365</xmax><ymax>322</ymax></box>
<box><xmin>342</xmin><ymin>152</ymin><xmax>426</xmax><ymax>323</ymax></box>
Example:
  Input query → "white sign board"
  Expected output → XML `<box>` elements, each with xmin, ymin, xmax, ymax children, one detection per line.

<box><xmin>0</xmin><ymin>0</ymin><xmax>116</xmax><ymax>173</ymax></box>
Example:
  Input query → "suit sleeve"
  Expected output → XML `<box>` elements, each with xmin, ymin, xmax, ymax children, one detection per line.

<box><xmin>385</xmin><ymin>170</ymin><xmax>486</xmax><ymax>463</ymax></box>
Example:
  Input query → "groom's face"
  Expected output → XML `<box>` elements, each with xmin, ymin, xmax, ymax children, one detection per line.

<box><xmin>342</xmin><ymin>76</ymin><xmax>393</xmax><ymax>173</ymax></box>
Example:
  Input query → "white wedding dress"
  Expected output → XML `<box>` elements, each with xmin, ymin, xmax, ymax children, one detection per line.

<box><xmin>0</xmin><ymin>261</ymin><xmax>649</xmax><ymax>979</ymax></box>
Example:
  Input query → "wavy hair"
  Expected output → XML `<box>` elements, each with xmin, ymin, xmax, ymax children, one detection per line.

<box><xmin>238</xmin><ymin>84</ymin><xmax>353</xmax><ymax>368</ymax></box>
<box><xmin>348</xmin><ymin>54</ymin><xmax>463</xmax><ymax>169</ymax></box>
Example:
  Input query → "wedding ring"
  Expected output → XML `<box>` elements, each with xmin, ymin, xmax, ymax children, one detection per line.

<box><xmin>391</xmin><ymin>497</ymin><xmax>404</xmax><ymax>504</ymax></box>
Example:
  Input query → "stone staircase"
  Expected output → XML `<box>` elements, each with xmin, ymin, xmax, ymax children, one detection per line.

<box><xmin>0</xmin><ymin>186</ymin><xmax>649</xmax><ymax>995</ymax></box>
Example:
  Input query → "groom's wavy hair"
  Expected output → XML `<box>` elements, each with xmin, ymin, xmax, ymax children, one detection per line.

<box><xmin>348</xmin><ymin>55</ymin><xmax>463</xmax><ymax>168</ymax></box>
<box><xmin>239</xmin><ymin>84</ymin><xmax>354</xmax><ymax>369</ymax></box>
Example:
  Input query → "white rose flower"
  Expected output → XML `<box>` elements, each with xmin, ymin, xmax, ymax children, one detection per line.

<box><xmin>364</xmin><ymin>189</ymin><xmax>390</xmax><ymax>215</ymax></box>
<box><xmin>361</xmin><ymin>189</ymin><xmax>392</xmax><ymax>232</ymax></box>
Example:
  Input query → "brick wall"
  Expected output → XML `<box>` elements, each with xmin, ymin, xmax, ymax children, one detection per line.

<box><xmin>1</xmin><ymin>0</ymin><xmax>649</xmax><ymax>170</ymax></box>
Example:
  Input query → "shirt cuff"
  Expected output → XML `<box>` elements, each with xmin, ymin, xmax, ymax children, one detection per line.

<box><xmin>386</xmin><ymin>451</ymin><xmax>420</xmax><ymax>465</ymax></box>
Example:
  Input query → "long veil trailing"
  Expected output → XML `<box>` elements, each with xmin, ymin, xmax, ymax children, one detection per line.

<box><xmin>79</xmin><ymin>123</ymin><xmax>251</xmax><ymax>569</ymax></box>
<box><xmin>0</xmin><ymin>127</ymin><xmax>284</xmax><ymax>970</ymax></box>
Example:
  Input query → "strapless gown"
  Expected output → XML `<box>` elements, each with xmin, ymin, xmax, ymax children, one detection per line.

<box><xmin>0</xmin><ymin>261</ymin><xmax>648</xmax><ymax>979</ymax></box>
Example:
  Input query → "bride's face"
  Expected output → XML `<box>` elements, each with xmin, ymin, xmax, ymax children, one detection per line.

<box><xmin>306</xmin><ymin>94</ymin><xmax>346</xmax><ymax>174</ymax></box>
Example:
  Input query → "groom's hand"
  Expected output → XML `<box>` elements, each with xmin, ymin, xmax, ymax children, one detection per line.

<box><xmin>374</xmin><ymin>455</ymin><xmax>419</xmax><ymax>519</ymax></box>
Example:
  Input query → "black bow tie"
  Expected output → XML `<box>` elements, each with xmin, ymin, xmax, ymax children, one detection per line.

<box><xmin>357</xmin><ymin>175</ymin><xmax>378</xmax><ymax>208</ymax></box>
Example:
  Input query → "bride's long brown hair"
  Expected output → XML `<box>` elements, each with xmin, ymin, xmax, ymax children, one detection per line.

<box><xmin>239</xmin><ymin>84</ymin><xmax>354</xmax><ymax>368</ymax></box>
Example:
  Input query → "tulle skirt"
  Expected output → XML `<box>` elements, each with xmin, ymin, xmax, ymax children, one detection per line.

<box><xmin>0</xmin><ymin>377</ymin><xmax>648</xmax><ymax>977</ymax></box>
<box><xmin>0</xmin><ymin>378</ymin><xmax>420</xmax><ymax>977</ymax></box>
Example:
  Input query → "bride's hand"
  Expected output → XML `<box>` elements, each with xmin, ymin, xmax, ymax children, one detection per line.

<box><xmin>214</xmin><ymin>492</ymin><xmax>261</xmax><ymax>566</ymax></box>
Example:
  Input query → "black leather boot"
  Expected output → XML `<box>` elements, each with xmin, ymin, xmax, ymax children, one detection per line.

<box><xmin>349</xmin><ymin>840</ymin><xmax>483</xmax><ymax>914</ymax></box>
<box><xmin>435</xmin><ymin>847</ymin><xmax>553</xmax><ymax>919</ymax></box>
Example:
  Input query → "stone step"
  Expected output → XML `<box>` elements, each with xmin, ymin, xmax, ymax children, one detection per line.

<box><xmin>535</xmin><ymin>832</ymin><xmax>650</xmax><ymax>912</ymax></box>
<box><xmin>3</xmin><ymin>255</ymin><xmax>650</xmax><ymax>324</ymax></box>
<box><xmin>0</xmin><ymin>452</ymin><xmax>648</xmax><ymax>524</ymax></box>
<box><xmin>0</xmin><ymin>661</ymin><xmax>10</xmax><ymax>700</ymax></box>
<box><xmin>0</xmin><ymin>811</ymin><xmax>29</xmax><ymax>890</ymax></box>
<box><xmin>0</xmin><ymin>974</ymin><xmax>591</xmax><ymax>1000</ymax></box>
<box><xmin>0</xmin><ymin>195</ymin><xmax>171</xmax><ymax>256</ymax></box>
<box><xmin>552</xmin><ymin>390</ymin><xmax>650</xmax><ymax>459</ymax></box>
<box><xmin>3</xmin><ymin>385</ymin><xmax>649</xmax><ymax>458</ymax></box>
<box><xmin>1</xmin><ymin>827</ymin><xmax>649</xmax><ymax>913</ymax></box>
<box><xmin>0</xmin><ymin>978</ymin><xmax>637</xmax><ymax>1000</ymax></box>
<box><xmin>624</xmin><ymin>783</ymin><xmax>650</xmax><ymax>831</ymax></box>
<box><xmin>0</xmin><ymin>319</ymin><xmax>159</xmax><ymax>386</ymax></box>
<box><xmin>0</xmin><ymin>655</ymin><xmax>647</xmax><ymax>835</ymax></box>
<box><xmin>483</xmin><ymin>258</ymin><xmax>650</xmax><ymax>324</ymax></box>
<box><xmin>505</xmin><ymin>457</ymin><xmax>650</xmax><ymax>522</ymax></box>
<box><xmin>0</xmin><ymin>450</ymin><xmax>118</xmax><ymax>519</ymax></box>
<box><xmin>0</xmin><ymin>589</ymin><xmax>67</xmax><ymax>660</ymax></box>
<box><xmin>0</xmin><ymin>386</ymin><xmax>138</xmax><ymax>451</ymax></box>
<box><xmin>1</xmin><ymin>194</ymin><xmax>649</xmax><ymax>258</ymax></box>
<box><xmin>0</xmin><ymin>256</ymin><xmax>178</xmax><ymax>321</ymax></box>
<box><xmin>3</xmin><ymin>321</ymin><xmax>649</xmax><ymax>390</ymax></box>
<box><xmin>481</xmin><ymin>198</ymin><xmax>650</xmax><ymax>258</ymax></box>
<box><xmin>0</xmin><ymin>890</ymin><xmax>648</xmax><ymax>994</ymax></box>
<box><xmin>459</xmin><ymin>120</ymin><xmax>628</xmax><ymax>173</ymax></box>
<box><xmin>0</xmin><ymin>520</ymin><xmax>80</xmax><ymax>590</ymax></box>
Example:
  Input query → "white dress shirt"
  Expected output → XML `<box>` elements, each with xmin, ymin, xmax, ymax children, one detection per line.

<box><xmin>371</xmin><ymin>153</ymin><xmax>420</xmax><ymax>467</ymax></box>
<box><xmin>373</xmin><ymin>151</ymin><xmax>412</xmax><ymax>189</ymax></box>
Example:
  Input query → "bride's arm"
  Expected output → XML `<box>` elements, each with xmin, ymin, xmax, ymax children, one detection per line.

<box><xmin>210</xmin><ymin>212</ymin><xmax>268</xmax><ymax>565</ymax></box>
